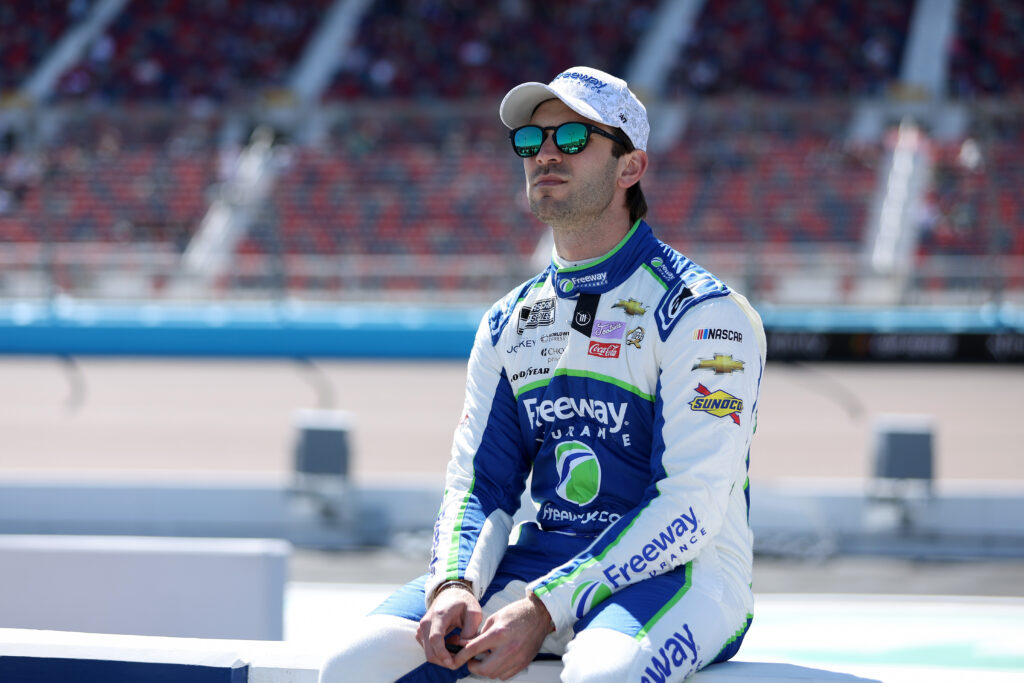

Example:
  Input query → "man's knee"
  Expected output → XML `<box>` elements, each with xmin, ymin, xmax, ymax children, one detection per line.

<box><xmin>320</xmin><ymin>614</ymin><xmax>423</xmax><ymax>683</ymax></box>
<box><xmin>561</xmin><ymin>627</ymin><xmax>642</xmax><ymax>683</ymax></box>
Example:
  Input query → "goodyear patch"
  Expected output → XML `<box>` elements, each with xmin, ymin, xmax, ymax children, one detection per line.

<box><xmin>689</xmin><ymin>383</ymin><xmax>742</xmax><ymax>425</ymax></box>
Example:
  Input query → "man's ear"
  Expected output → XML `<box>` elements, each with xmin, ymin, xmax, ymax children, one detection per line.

<box><xmin>618</xmin><ymin>150</ymin><xmax>648</xmax><ymax>189</ymax></box>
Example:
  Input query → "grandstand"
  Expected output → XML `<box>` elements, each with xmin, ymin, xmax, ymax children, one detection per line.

<box><xmin>1</xmin><ymin>0</ymin><xmax>1022</xmax><ymax>313</ymax></box>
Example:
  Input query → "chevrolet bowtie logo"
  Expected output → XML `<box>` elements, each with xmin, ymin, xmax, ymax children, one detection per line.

<box><xmin>692</xmin><ymin>354</ymin><xmax>744</xmax><ymax>374</ymax></box>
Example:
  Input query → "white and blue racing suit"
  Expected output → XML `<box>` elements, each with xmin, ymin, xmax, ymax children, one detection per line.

<box><xmin>322</xmin><ymin>219</ymin><xmax>766</xmax><ymax>683</ymax></box>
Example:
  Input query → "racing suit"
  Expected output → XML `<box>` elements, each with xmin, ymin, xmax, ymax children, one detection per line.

<box><xmin>324</xmin><ymin>219</ymin><xmax>766</xmax><ymax>683</ymax></box>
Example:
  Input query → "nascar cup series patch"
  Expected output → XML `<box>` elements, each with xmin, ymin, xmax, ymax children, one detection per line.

<box><xmin>555</xmin><ymin>440</ymin><xmax>601</xmax><ymax>506</ymax></box>
<box><xmin>689</xmin><ymin>383</ymin><xmax>743</xmax><ymax>425</ymax></box>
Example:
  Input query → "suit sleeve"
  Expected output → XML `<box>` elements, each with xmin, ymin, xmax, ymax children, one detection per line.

<box><xmin>527</xmin><ymin>293</ymin><xmax>766</xmax><ymax>632</ymax></box>
<box><xmin>425</xmin><ymin>306</ymin><xmax>533</xmax><ymax>606</ymax></box>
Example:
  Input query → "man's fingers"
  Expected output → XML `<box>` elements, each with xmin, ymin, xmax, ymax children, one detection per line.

<box><xmin>461</xmin><ymin>604</ymin><xmax>484</xmax><ymax>639</ymax></box>
<box><xmin>449</xmin><ymin>631</ymin><xmax>494</xmax><ymax>670</ymax></box>
<box><xmin>466</xmin><ymin>652</ymin><xmax>525</xmax><ymax>681</ymax></box>
<box><xmin>418</xmin><ymin>614</ymin><xmax>456</xmax><ymax>668</ymax></box>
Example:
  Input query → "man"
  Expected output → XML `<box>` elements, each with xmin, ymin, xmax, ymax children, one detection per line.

<box><xmin>321</xmin><ymin>66</ymin><xmax>766</xmax><ymax>683</ymax></box>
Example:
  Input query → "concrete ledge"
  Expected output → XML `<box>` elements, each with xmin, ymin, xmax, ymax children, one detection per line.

<box><xmin>0</xmin><ymin>628</ymin><xmax>321</xmax><ymax>683</ymax></box>
<box><xmin>0</xmin><ymin>629</ymin><xmax>879</xmax><ymax>683</ymax></box>
<box><xmin>0</xmin><ymin>535</ymin><xmax>288</xmax><ymax>640</ymax></box>
<box><xmin>471</xmin><ymin>660</ymin><xmax>881</xmax><ymax>682</ymax></box>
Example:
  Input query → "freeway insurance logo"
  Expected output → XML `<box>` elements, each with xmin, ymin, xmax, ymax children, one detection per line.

<box><xmin>554</xmin><ymin>441</ymin><xmax>601</xmax><ymax>506</ymax></box>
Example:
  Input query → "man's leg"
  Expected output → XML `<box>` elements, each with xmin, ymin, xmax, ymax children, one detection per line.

<box><xmin>320</xmin><ymin>576</ymin><xmax>469</xmax><ymax>683</ymax></box>
<box><xmin>560</xmin><ymin>558</ymin><xmax>752</xmax><ymax>683</ymax></box>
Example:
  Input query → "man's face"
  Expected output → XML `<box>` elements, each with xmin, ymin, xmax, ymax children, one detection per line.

<box><xmin>524</xmin><ymin>99</ymin><xmax>622</xmax><ymax>228</ymax></box>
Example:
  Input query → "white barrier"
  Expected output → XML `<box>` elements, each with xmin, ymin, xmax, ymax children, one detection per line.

<box><xmin>0</xmin><ymin>628</ymin><xmax>320</xmax><ymax>683</ymax></box>
<box><xmin>0</xmin><ymin>627</ymin><xmax>882</xmax><ymax>683</ymax></box>
<box><xmin>0</xmin><ymin>535</ymin><xmax>288</xmax><ymax>640</ymax></box>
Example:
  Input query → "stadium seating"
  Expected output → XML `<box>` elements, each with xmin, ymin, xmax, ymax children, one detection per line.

<box><xmin>917</xmin><ymin>115</ymin><xmax>1024</xmax><ymax>258</ymax></box>
<box><xmin>948</xmin><ymin>0</ymin><xmax>1024</xmax><ymax>97</ymax></box>
<box><xmin>325</xmin><ymin>0</ymin><xmax>657</xmax><ymax>99</ymax></box>
<box><xmin>647</xmin><ymin>103</ymin><xmax>881</xmax><ymax>251</ymax></box>
<box><xmin>1</xmin><ymin>0</ymin><xmax>1022</xmax><ymax>302</ymax></box>
<box><xmin>0</xmin><ymin>111</ymin><xmax>218</xmax><ymax>248</ymax></box>
<box><xmin>55</xmin><ymin>0</ymin><xmax>332</xmax><ymax>102</ymax></box>
<box><xmin>0</xmin><ymin>1</ymin><xmax>75</xmax><ymax>95</ymax></box>
<box><xmin>665</xmin><ymin>0</ymin><xmax>912</xmax><ymax>96</ymax></box>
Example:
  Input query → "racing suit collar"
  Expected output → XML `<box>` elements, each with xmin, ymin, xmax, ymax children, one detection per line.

<box><xmin>551</xmin><ymin>219</ymin><xmax>652</xmax><ymax>298</ymax></box>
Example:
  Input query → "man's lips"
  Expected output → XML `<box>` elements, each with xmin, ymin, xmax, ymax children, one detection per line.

<box><xmin>532</xmin><ymin>174</ymin><xmax>568</xmax><ymax>187</ymax></box>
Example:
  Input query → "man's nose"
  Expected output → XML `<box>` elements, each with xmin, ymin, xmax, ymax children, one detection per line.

<box><xmin>535</xmin><ymin>131</ymin><xmax>562</xmax><ymax>164</ymax></box>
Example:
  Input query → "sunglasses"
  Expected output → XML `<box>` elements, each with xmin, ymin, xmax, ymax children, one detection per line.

<box><xmin>509</xmin><ymin>122</ymin><xmax>626</xmax><ymax>158</ymax></box>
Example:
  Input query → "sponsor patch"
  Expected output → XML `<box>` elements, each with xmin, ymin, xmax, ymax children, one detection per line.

<box><xmin>571</xmin><ymin>293</ymin><xmax>600</xmax><ymax>337</ymax></box>
<box><xmin>509</xmin><ymin>366</ymin><xmax>550</xmax><ymax>382</ymax></box>
<box><xmin>694</xmin><ymin>328</ymin><xmax>743</xmax><ymax>342</ymax></box>
<box><xmin>648</xmin><ymin>255</ymin><xmax>677</xmax><ymax>284</ymax></box>
<box><xmin>588</xmin><ymin>341</ymin><xmax>620</xmax><ymax>358</ymax></box>
<box><xmin>689</xmin><ymin>383</ymin><xmax>742</xmax><ymax>425</ymax></box>
<box><xmin>592</xmin><ymin>319</ymin><xmax>625</xmax><ymax>339</ymax></box>
<box><xmin>523</xmin><ymin>396</ymin><xmax>628</xmax><ymax>434</ymax></box>
<box><xmin>561</xmin><ymin>271</ymin><xmax>609</xmax><ymax>292</ymax></box>
<box><xmin>626</xmin><ymin>326</ymin><xmax>645</xmax><ymax>349</ymax></box>
<box><xmin>571</xmin><ymin>580</ymin><xmax>613</xmax><ymax>619</ymax></box>
<box><xmin>540</xmin><ymin>346</ymin><xmax>564</xmax><ymax>362</ymax></box>
<box><xmin>692</xmin><ymin>354</ymin><xmax>744</xmax><ymax>374</ymax></box>
<box><xmin>517</xmin><ymin>297</ymin><xmax>555</xmax><ymax>334</ymax></box>
<box><xmin>655</xmin><ymin>280</ymin><xmax>694</xmax><ymax>334</ymax></box>
<box><xmin>612</xmin><ymin>298</ymin><xmax>647</xmax><ymax>316</ymax></box>
<box><xmin>641</xmin><ymin>623</ymin><xmax>700</xmax><ymax>683</ymax></box>
<box><xmin>506</xmin><ymin>339</ymin><xmax>535</xmax><ymax>354</ymax></box>
<box><xmin>554</xmin><ymin>440</ymin><xmax>601</xmax><ymax>506</ymax></box>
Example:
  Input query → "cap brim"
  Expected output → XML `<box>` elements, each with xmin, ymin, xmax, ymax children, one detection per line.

<box><xmin>499</xmin><ymin>83</ymin><xmax>556</xmax><ymax>129</ymax></box>
<box><xmin>499</xmin><ymin>82</ymin><xmax>607</xmax><ymax>130</ymax></box>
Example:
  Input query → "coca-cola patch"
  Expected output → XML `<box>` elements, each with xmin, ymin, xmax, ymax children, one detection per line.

<box><xmin>588</xmin><ymin>341</ymin><xmax>620</xmax><ymax>358</ymax></box>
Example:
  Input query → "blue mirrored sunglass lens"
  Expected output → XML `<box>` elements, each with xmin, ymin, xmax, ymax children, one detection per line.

<box><xmin>513</xmin><ymin>128</ymin><xmax>543</xmax><ymax>156</ymax></box>
<box><xmin>553</xmin><ymin>123</ymin><xmax>589</xmax><ymax>153</ymax></box>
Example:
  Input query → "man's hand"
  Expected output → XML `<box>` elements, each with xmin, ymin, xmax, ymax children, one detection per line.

<box><xmin>416</xmin><ymin>583</ymin><xmax>482</xmax><ymax>669</ymax></box>
<box><xmin>450</xmin><ymin>593</ymin><xmax>554</xmax><ymax>680</ymax></box>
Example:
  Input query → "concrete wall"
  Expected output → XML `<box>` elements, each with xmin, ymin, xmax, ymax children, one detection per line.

<box><xmin>0</xmin><ymin>535</ymin><xmax>288</xmax><ymax>640</ymax></box>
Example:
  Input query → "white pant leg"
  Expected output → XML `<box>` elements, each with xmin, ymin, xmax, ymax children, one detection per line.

<box><xmin>319</xmin><ymin>614</ymin><xmax>425</xmax><ymax>683</ymax></box>
<box><xmin>560</xmin><ymin>576</ymin><xmax>749</xmax><ymax>683</ymax></box>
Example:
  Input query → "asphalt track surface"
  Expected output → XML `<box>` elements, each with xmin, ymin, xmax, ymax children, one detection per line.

<box><xmin>2</xmin><ymin>358</ymin><xmax>1023</xmax><ymax>596</ymax></box>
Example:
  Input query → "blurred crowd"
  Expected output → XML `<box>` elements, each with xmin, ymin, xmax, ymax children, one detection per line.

<box><xmin>327</xmin><ymin>0</ymin><xmax>656</xmax><ymax>99</ymax></box>
<box><xmin>56</xmin><ymin>0</ymin><xmax>331</xmax><ymax>104</ymax></box>
<box><xmin>667</xmin><ymin>0</ymin><xmax>910</xmax><ymax>96</ymax></box>
<box><xmin>1</xmin><ymin>0</ymin><xmax>1023</xmax><ymax>290</ymax></box>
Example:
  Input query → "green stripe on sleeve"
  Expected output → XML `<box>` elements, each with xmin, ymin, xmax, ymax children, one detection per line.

<box><xmin>445</xmin><ymin>475</ymin><xmax>476</xmax><ymax>579</ymax></box>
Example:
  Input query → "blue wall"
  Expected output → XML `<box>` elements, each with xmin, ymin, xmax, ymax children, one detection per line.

<box><xmin>1</xmin><ymin>300</ymin><xmax>1022</xmax><ymax>361</ymax></box>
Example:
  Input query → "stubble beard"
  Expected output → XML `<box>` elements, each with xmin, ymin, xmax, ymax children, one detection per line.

<box><xmin>527</xmin><ymin>157</ymin><xmax>619</xmax><ymax>234</ymax></box>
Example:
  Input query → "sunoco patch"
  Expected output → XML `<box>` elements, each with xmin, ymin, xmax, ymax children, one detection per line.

<box><xmin>689</xmin><ymin>383</ymin><xmax>743</xmax><ymax>425</ymax></box>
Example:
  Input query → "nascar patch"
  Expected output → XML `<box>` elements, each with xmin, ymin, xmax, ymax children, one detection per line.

<box><xmin>694</xmin><ymin>328</ymin><xmax>743</xmax><ymax>342</ymax></box>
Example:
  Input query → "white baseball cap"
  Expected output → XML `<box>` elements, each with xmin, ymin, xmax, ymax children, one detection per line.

<box><xmin>499</xmin><ymin>66</ymin><xmax>649</xmax><ymax>151</ymax></box>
